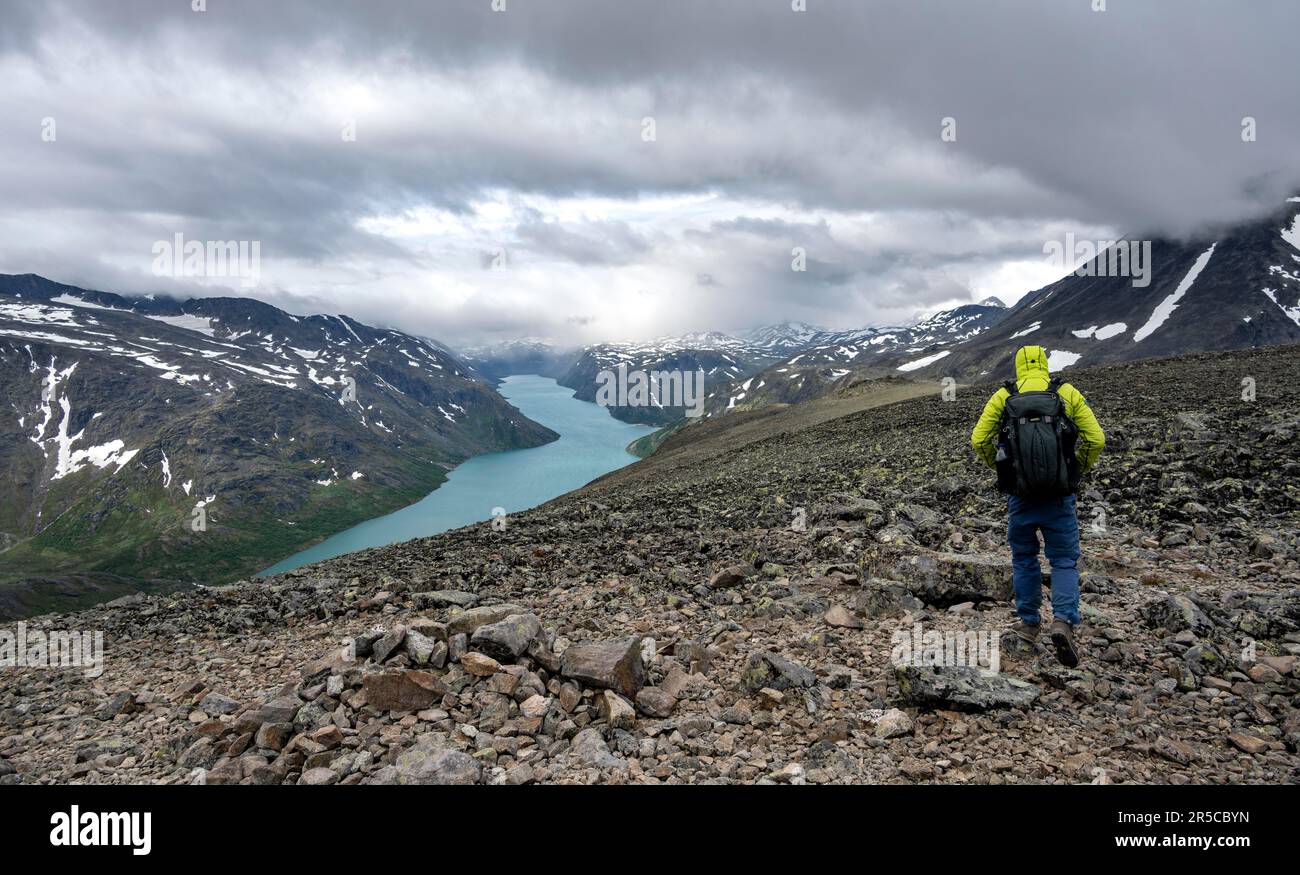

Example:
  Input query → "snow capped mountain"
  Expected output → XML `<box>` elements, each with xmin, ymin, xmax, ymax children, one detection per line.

<box><xmin>897</xmin><ymin>197</ymin><xmax>1300</xmax><ymax>381</ymax></box>
<box><xmin>696</xmin><ymin>196</ymin><xmax>1300</xmax><ymax>415</ymax></box>
<box><xmin>557</xmin><ymin>330</ymin><xmax>790</xmax><ymax>425</ymax></box>
<box><xmin>703</xmin><ymin>301</ymin><xmax>1009</xmax><ymax>414</ymax></box>
<box><xmin>742</xmin><ymin>320</ymin><xmax>827</xmax><ymax>354</ymax></box>
<box><xmin>0</xmin><ymin>274</ymin><xmax>555</xmax><ymax>600</ymax></box>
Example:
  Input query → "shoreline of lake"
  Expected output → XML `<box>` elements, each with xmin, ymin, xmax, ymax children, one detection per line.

<box><xmin>257</xmin><ymin>375</ymin><xmax>653</xmax><ymax>576</ymax></box>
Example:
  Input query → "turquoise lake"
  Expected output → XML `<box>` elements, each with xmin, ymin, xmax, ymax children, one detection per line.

<box><xmin>258</xmin><ymin>375</ymin><xmax>654</xmax><ymax>575</ymax></box>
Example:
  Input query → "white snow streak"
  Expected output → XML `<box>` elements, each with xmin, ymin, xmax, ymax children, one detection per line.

<box><xmin>1133</xmin><ymin>243</ymin><xmax>1216</xmax><ymax>342</ymax></box>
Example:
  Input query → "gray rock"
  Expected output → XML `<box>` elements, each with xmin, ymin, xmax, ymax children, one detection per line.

<box><xmin>396</xmin><ymin>737</ymin><xmax>482</xmax><ymax>785</ymax></box>
<box><xmin>249</xmin><ymin>696</ymin><xmax>301</xmax><ymax>725</ymax></box>
<box><xmin>446</xmin><ymin>604</ymin><xmax>526</xmax><ymax>638</ymax></box>
<box><xmin>404</xmin><ymin>629</ymin><xmax>437</xmax><ymax>665</ymax></box>
<box><xmin>569</xmin><ymin>727</ymin><xmax>624</xmax><ymax>769</ymax></box>
<box><xmin>1140</xmin><ymin>592</ymin><xmax>1215</xmax><ymax>637</ymax></box>
<box><xmin>739</xmin><ymin>651</ymin><xmax>816</xmax><ymax>693</ymax></box>
<box><xmin>854</xmin><ymin>578</ymin><xmax>925</xmax><ymax>618</ymax></box>
<box><xmin>366</xmin><ymin>765</ymin><xmax>400</xmax><ymax>785</ymax></box>
<box><xmin>874</xmin><ymin>708</ymin><xmax>914</xmax><ymax>738</ymax></box>
<box><xmin>866</xmin><ymin>547</ymin><xmax>1012</xmax><ymax>606</ymax></box>
<box><xmin>371</xmin><ymin>626</ymin><xmax>406</xmax><ymax>663</ymax></box>
<box><xmin>198</xmin><ymin>692</ymin><xmax>239</xmax><ymax>716</ymax></box>
<box><xmin>299</xmin><ymin>767</ymin><xmax>339</xmax><ymax>785</ymax></box>
<box><xmin>470</xmin><ymin>612</ymin><xmax>542</xmax><ymax>661</ymax></box>
<box><xmin>895</xmin><ymin>665</ymin><xmax>1040</xmax><ymax>711</ymax></box>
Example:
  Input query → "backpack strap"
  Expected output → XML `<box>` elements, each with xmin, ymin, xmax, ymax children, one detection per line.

<box><xmin>1003</xmin><ymin>379</ymin><xmax>1019</xmax><ymax>398</ymax></box>
<box><xmin>1047</xmin><ymin>376</ymin><xmax>1063</xmax><ymax>394</ymax></box>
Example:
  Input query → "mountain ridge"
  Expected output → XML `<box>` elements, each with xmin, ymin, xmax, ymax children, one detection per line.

<box><xmin>0</xmin><ymin>274</ymin><xmax>557</xmax><ymax>615</ymax></box>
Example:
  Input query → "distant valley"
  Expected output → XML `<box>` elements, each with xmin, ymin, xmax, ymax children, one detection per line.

<box><xmin>3</xmin><ymin>198</ymin><xmax>1299</xmax><ymax>618</ymax></box>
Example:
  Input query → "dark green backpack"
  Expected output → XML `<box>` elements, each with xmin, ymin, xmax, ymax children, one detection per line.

<box><xmin>995</xmin><ymin>377</ymin><xmax>1081</xmax><ymax>498</ymax></box>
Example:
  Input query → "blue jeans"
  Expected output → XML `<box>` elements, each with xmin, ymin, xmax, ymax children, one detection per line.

<box><xmin>1007</xmin><ymin>494</ymin><xmax>1080</xmax><ymax>626</ymax></box>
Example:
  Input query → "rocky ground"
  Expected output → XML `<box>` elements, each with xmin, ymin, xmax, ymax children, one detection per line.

<box><xmin>2</xmin><ymin>344</ymin><xmax>1298</xmax><ymax>785</ymax></box>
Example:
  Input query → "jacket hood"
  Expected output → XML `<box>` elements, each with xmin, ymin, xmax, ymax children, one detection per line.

<box><xmin>1014</xmin><ymin>345</ymin><xmax>1050</xmax><ymax>382</ymax></box>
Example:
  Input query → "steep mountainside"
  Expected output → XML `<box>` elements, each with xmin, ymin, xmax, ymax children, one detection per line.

<box><xmin>0</xmin><ymin>275</ymin><xmax>556</xmax><ymax>615</ymax></box>
<box><xmin>700</xmin><ymin>198</ymin><xmax>1300</xmax><ymax>413</ymax></box>
<box><xmin>896</xmin><ymin>199</ymin><xmax>1300</xmax><ymax>382</ymax></box>
<box><xmin>4</xmin><ymin>344</ymin><xmax>1296</xmax><ymax>785</ymax></box>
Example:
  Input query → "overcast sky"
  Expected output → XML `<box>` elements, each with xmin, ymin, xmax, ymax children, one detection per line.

<box><xmin>1</xmin><ymin>0</ymin><xmax>1297</xmax><ymax>347</ymax></box>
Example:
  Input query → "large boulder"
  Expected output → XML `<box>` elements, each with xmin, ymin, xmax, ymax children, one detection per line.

<box><xmin>739</xmin><ymin>651</ymin><xmax>816</xmax><ymax>693</ymax></box>
<box><xmin>894</xmin><ymin>665</ymin><xmax>1040</xmax><ymax>711</ymax></box>
<box><xmin>560</xmin><ymin>636</ymin><xmax>646</xmax><ymax>698</ymax></box>
<box><xmin>470</xmin><ymin>613</ymin><xmax>542</xmax><ymax>661</ymax></box>
<box><xmin>396</xmin><ymin>736</ymin><xmax>481</xmax><ymax>785</ymax></box>
<box><xmin>1139</xmin><ymin>592</ymin><xmax>1215</xmax><ymax>637</ymax></box>
<box><xmin>446</xmin><ymin>604</ymin><xmax>527</xmax><ymax>638</ymax></box>
<box><xmin>362</xmin><ymin>669</ymin><xmax>445</xmax><ymax>711</ymax></box>
<box><xmin>866</xmin><ymin>547</ymin><xmax>1012</xmax><ymax>607</ymax></box>
<box><xmin>569</xmin><ymin>727</ymin><xmax>624</xmax><ymax>769</ymax></box>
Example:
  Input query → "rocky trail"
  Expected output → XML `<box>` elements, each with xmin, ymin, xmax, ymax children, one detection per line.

<box><xmin>2</xmin><ymin>344</ymin><xmax>1298</xmax><ymax>785</ymax></box>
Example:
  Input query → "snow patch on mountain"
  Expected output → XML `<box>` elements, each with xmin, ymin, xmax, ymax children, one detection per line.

<box><xmin>1072</xmin><ymin>323</ymin><xmax>1128</xmax><ymax>340</ymax></box>
<box><xmin>143</xmin><ymin>313</ymin><xmax>217</xmax><ymax>336</ymax></box>
<box><xmin>1134</xmin><ymin>243</ymin><xmax>1216</xmax><ymax>342</ymax></box>
<box><xmin>1263</xmin><ymin>289</ymin><xmax>1300</xmax><ymax>328</ymax></box>
<box><xmin>897</xmin><ymin>350</ymin><xmax>950</xmax><ymax>372</ymax></box>
<box><xmin>1283</xmin><ymin>214</ymin><xmax>1300</xmax><ymax>252</ymax></box>
<box><xmin>1047</xmin><ymin>349</ymin><xmax>1082</xmax><ymax>371</ymax></box>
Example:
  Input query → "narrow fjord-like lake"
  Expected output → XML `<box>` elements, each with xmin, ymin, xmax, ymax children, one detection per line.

<box><xmin>259</xmin><ymin>375</ymin><xmax>654</xmax><ymax>575</ymax></box>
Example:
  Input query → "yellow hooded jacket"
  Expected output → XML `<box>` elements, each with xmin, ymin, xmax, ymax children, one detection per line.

<box><xmin>970</xmin><ymin>345</ymin><xmax>1105</xmax><ymax>473</ymax></box>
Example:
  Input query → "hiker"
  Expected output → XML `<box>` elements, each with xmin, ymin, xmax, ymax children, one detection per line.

<box><xmin>970</xmin><ymin>344</ymin><xmax>1105</xmax><ymax>667</ymax></box>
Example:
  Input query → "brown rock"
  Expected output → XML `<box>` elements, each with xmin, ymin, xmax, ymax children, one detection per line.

<box><xmin>1227</xmin><ymin>732</ymin><xmax>1270</xmax><ymax>755</ymax></box>
<box><xmin>519</xmin><ymin>694</ymin><xmax>552</xmax><ymax>719</ymax></box>
<box><xmin>634</xmin><ymin>687</ymin><xmax>677</xmax><ymax>718</ymax></box>
<box><xmin>460</xmin><ymin>652</ymin><xmax>501</xmax><ymax>676</ymax></box>
<box><xmin>824</xmin><ymin>604</ymin><xmax>863</xmax><ymax>629</ymax></box>
<box><xmin>299</xmin><ymin>767</ymin><xmax>339</xmax><ymax>785</ymax></box>
<box><xmin>708</xmin><ymin>564</ymin><xmax>752</xmax><ymax>588</ymax></box>
<box><xmin>254</xmin><ymin>722</ymin><xmax>293</xmax><ymax>752</ymax></box>
<box><xmin>362</xmin><ymin>670</ymin><xmax>444</xmax><ymax>711</ymax></box>
<box><xmin>1152</xmin><ymin>735</ymin><xmax>1196</xmax><ymax>765</ymax></box>
<box><xmin>560</xmin><ymin>636</ymin><xmax>646</xmax><ymax>698</ymax></box>
<box><xmin>1258</xmin><ymin>655</ymin><xmax>1297</xmax><ymax>676</ymax></box>
<box><xmin>597</xmin><ymin>690</ymin><xmax>637</xmax><ymax>729</ymax></box>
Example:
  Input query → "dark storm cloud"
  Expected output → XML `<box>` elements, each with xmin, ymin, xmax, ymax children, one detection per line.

<box><xmin>0</xmin><ymin>0</ymin><xmax>1296</xmax><ymax>342</ymax></box>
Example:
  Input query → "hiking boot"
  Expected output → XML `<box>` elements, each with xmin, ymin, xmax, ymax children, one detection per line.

<box><xmin>1011</xmin><ymin>621</ymin><xmax>1040</xmax><ymax>643</ymax></box>
<box><xmin>1050</xmin><ymin>620</ymin><xmax>1080</xmax><ymax>667</ymax></box>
